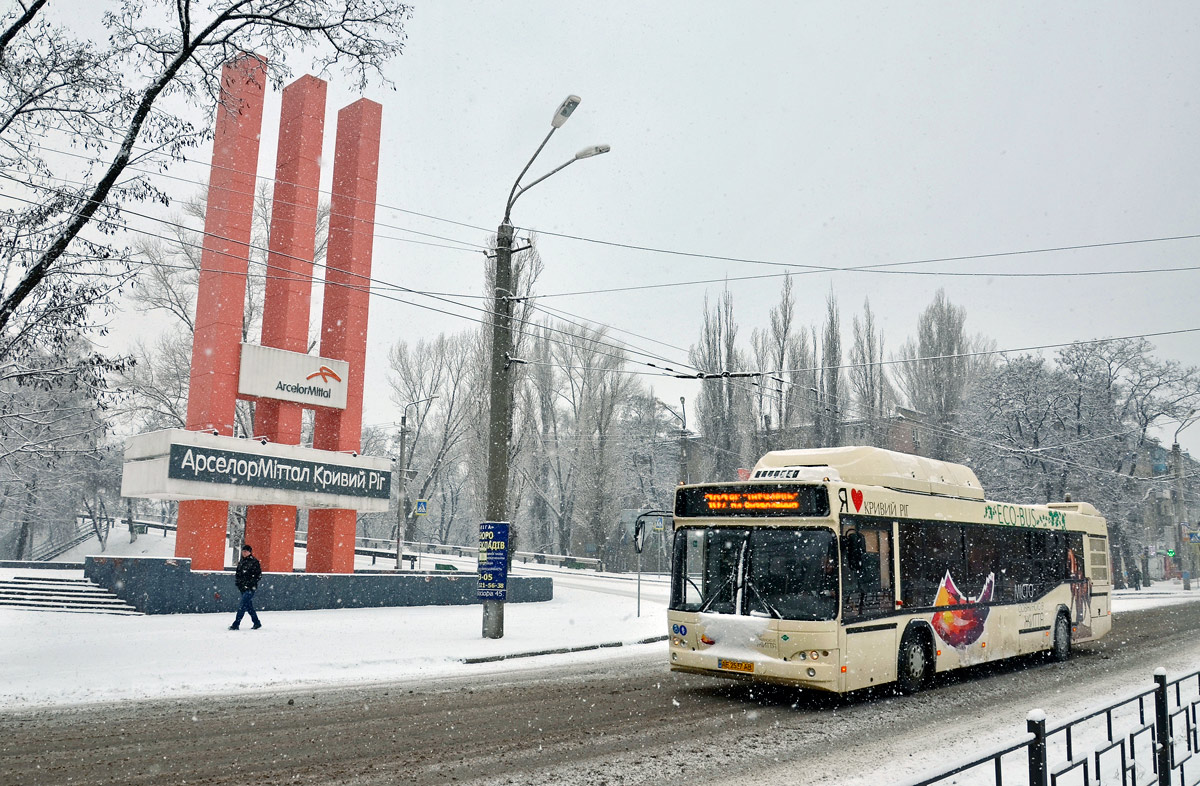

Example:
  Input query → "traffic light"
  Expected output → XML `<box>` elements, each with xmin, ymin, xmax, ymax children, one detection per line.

<box><xmin>1167</xmin><ymin>548</ymin><xmax>1176</xmax><ymax>557</ymax></box>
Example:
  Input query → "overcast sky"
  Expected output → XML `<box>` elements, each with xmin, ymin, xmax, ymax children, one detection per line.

<box><xmin>100</xmin><ymin>2</ymin><xmax>1200</xmax><ymax>453</ymax></box>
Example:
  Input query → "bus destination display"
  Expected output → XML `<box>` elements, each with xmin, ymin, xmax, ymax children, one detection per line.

<box><xmin>675</xmin><ymin>484</ymin><xmax>829</xmax><ymax>518</ymax></box>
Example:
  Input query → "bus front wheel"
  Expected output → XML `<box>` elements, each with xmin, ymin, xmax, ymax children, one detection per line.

<box><xmin>896</xmin><ymin>632</ymin><xmax>930</xmax><ymax>694</ymax></box>
<box><xmin>1051</xmin><ymin>613</ymin><xmax>1071</xmax><ymax>662</ymax></box>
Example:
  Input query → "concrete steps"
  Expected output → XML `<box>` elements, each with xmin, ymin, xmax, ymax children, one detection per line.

<box><xmin>0</xmin><ymin>575</ymin><xmax>141</xmax><ymax>615</ymax></box>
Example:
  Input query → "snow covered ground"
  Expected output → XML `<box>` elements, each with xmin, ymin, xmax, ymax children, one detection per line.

<box><xmin>0</xmin><ymin>533</ymin><xmax>670</xmax><ymax>708</ymax></box>
<box><xmin>0</xmin><ymin>531</ymin><xmax>1197</xmax><ymax>716</ymax></box>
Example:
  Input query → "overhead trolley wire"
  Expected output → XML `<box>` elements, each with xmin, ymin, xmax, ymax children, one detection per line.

<box><xmin>0</xmin><ymin>176</ymin><xmax>689</xmax><ymax>377</ymax></box>
<box><xmin>22</xmin><ymin>132</ymin><xmax>1200</xmax><ymax>289</ymax></box>
<box><xmin>22</xmin><ymin>141</ymin><xmax>490</xmax><ymax>252</ymax></box>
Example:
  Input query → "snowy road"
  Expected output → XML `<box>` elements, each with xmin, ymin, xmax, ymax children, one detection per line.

<box><xmin>3</xmin><ymin>600</ymin><xmax>1200</xmax><ymax>786</ymax></box>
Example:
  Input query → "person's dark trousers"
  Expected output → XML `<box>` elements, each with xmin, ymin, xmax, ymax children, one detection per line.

<box><xmin>231</xmin><ymin>590</ymin><xmax>261</xmax><ymax>629</ymax></box>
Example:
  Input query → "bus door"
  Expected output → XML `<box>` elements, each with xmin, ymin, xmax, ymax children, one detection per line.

<box><xmin>840</xmin><ymin>518</ymin><xmax>899</xmax><ymax>690</ymax></box>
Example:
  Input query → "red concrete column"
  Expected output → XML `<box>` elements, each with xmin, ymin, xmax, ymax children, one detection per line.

<box><xmin>307</xmin><ymin>99</ymin><xmax>382</xmax><ymax>574</ymax></box>
<box><xmin>177</xmin><ymin>54</ymin><xmax>266</xmax><ymax>571</ymax></box>
<box><xmin>245</xmin><ymin>75</ymin><xmax>327</xmax><ymax>574</ymax></box>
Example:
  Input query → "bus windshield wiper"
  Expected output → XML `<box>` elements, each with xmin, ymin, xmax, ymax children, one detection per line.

<box><xmin>745</xmin><ymin>579</ymin><xmax>782</xmax><ymax>619</ymax></box>
<box><xmin>698</xmin><ymin>571</ymin><xmax>738</xmax><ymax>613</ymax></box>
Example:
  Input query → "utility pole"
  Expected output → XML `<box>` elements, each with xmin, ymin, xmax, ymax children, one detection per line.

<box><xmin>395</xmin><ymin>416</ymin><xmax>408</xmax><ymax>569</ymax></box>
<box><xmin>655</xmin><ymin>397</ymin><xmax>688</xmax><ymax>486</ymax></box>
<box><xmin>1175</xmin><ymin>441</ymin><xmax>1191</xmax><ymax>590</ymax></box>
<box><xmin>481</xmin><ymin>96</ymin><xmax>609</xmax><ymax>639</ymax></box>
<box><xmin>482</xmin><ymin>220</ymin><xmax>515</xmax><ymax>638</ymax></box>
<box><xmin>396</xmin><ymin>397</ymin><xmax>436</xmax><ymax>570</ymax></box>
<box><xmin>677</xmin><ymin>396</ymin><xmax>688</xmax><ymax>486</ymax></box>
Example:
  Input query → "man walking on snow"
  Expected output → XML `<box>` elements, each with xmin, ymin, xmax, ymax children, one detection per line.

<box><xmin>230</xmin><ymin>544</ymin><xmax>262</xmax><ymax>630</ymax></box>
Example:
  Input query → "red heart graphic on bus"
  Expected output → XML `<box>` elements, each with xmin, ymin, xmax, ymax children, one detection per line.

<box><xmin>851</xmin><ymin>488</ymin><xmax>863</xmax><ymax>511</ymax></box>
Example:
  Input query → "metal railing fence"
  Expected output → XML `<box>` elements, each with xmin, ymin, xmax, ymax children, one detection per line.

<box><xmin>907</xmin><ymin>667</ymin><xmax>1200</xmax><ymax>786</ymax></box>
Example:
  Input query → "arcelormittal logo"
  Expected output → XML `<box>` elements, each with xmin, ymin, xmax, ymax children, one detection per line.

<box><xmin>306</xmin><ymin>366</ymin><xmax>342</xmax><ymax>384</ymax></box>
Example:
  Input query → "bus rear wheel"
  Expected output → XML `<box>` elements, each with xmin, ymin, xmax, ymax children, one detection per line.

<box><xmin>1051</xmin><ymin>613</ymin><xmax>1071</xmax><ymax>662</ymax></box>
<box><xmin>896</xmin><ymin>632</ymin><xmax>930</xmax><ymax>694</ymax></box>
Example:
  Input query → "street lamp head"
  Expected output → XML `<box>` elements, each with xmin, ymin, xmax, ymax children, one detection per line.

<box><xmin>575</xmin><ymin>143</ymin><xmax>611</xmax><ymax>160</ymax></box>
<box><xmin>551</xmin><ymin>95</ymin><xmax>581</xmax><ymax>128</ymax></box>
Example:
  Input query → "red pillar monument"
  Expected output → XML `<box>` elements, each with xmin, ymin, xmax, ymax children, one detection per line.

<box><xmin>244</xmin><ymin>75</ymin><xmax>328</xmax><ymax>574</ymax></box>
<box><xmin>177</xmin><ymin>55</ymin><xmax>266</xmax><ymax>571</ymax></box>
<box><xmin>172</xmin><ymin>57</ymin><xmax>381</xmax><ymax>575</ymax></box>
<box><xmin>307</xmin><ymin>99</ymin><xmax>383</xmax><ymax>574</ymax></box>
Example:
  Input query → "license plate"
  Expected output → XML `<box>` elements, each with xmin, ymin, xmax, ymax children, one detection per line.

<box><xmin>718</xmin><ymin>659</ymin><xmax>754</xmax><ymax>674</ymax></box>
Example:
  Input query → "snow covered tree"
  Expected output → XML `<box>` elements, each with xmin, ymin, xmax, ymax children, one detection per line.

<box><xmin>690</xmin><ymin>287</ymin><xmax>749</xmax><ymax>481</ymax></box>
<box><xmin>0</xmin><ymin>342</ymin><xmax>113</xmax><ymax>559</ymax></box>
<box><xmin>848</xmin><ymin>297</ymin><xmax>894</xmax><ymax>446</ymax></box>
<box><xmin>385</xmin><ymin>331</ymin><xmax>475</xmax><ymax>545</ymax></box>
<box><xmin>0</xmin><ymin>0</ymin><xmax>410</xmax><ymax>367</ymax></box>
<box><xmin>750</xmin><ymin>274</ymin><xmax>811</xmax><ymax>454</ymax></box>
<box><xmin>959</xmin><ymin>354</ymin><xmax>1074</xmax><ymax>503</ymax></box>
<box><xmin>895</xmin><ymin>289</ymin><xmax>992</xmax><ymax>459</ymax></box>
<box><xmin>814</xmin><ymin>291</ymin><xmax>844</xmax><ymax>447</ymax></box>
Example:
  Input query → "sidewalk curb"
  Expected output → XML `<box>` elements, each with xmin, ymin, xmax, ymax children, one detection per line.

<box><xmin>461</xmin><ymin>635</ymin><xmax>668</xmax><ymax>664</ymax></box>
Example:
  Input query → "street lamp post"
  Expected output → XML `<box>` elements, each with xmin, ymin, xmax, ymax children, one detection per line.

<box><xmin>483</xmin><ymin>96</ymin><xmax>609</xmax><ymax>639</ymax></box>
<box><xmin>396</xmin><ymin>396</ymin><xmax>436</xmax><ymax>569</ymax></box>
<box><xmin>657</xmin><ymin>397</ymin><xmax>688</xmax><ymax>486</ymax></box>
<box><xmin>1173</xmin><ymin>411</ymin><xmax>1197</xmax><ymax>590</ymax></box>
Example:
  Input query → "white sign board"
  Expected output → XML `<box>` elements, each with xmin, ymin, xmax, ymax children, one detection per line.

<box><xmin>238</xmin><ymin>343</ymin><xmax>349</xmax><ymax>410</ymax></box>
<box><xmin>121</xmin><ymin>429</ymin><xmax>391</xmax><ymax>511</ymax></box>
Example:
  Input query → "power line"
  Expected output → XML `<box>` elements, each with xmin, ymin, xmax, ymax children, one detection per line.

<box><xmin>12</xmin><ymin>174</ymin><xmax>1195</xmax><ymax>452</ymax></box>
<box><xmin>10</xmin><ymin>150</ymin><xmax>490</xmax><ymax>253</ymax></box>
<box><xmin>6</xmin><ymin>168</ymin><xmax>1199</xmax><ymax>474</ymax></box>
<box><xmin>23</xmin><ymin>136</ymin><xmax>1200</xmax><ymax>294</ymax></box>
<box><xmin>0</xmin><ymin>177</ymin><xmax>692</xmax><ymax>377</ymax></box>
<box><xmin>518</xmin><ymin>223</ymin><xmax>1200</xmax><ymax>275</ymax></box>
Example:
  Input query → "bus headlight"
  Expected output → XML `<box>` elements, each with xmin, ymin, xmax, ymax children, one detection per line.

<box><xmin>807</xmin><ymin>667</ymin><xmax>817</xmax><ymax>677</ymax></box>
<box><xmin>809</xmin><ymin>650</ymin><xmax>820</xmax><ymax>661</ymax></box>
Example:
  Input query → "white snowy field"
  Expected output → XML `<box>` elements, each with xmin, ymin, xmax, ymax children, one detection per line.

<box><xmin>0</xmin><ymin>533</ymin><xmax>671</xmax><ymax>709</ymax></box>
<box><xmin>0</xmin><ymin>531</ymin><xmax>1197</xmax><ymax>718</ymax></box>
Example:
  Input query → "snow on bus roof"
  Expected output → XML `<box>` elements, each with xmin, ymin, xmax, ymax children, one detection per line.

<box><xmin>752</xmin><ymin>446</ymin><xmax>986</xmax><ymax>501</ymax></box>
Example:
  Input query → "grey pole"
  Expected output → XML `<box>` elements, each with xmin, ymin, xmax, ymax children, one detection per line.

<box><xmin>637</xmin><ymin>548</ymin><xmax>642</xmax><ymax>617</ymax></box>
<box><xmin>1174</xmin><ymin>441</ymin><xmax>1191</xmax><ymax>590</ymax></box>
<box><xmin>480</xmin><ymin>95</ymin><xmax>608</xmax><ymax>639</ymax></box>
<box><xmin>482</xmin><ymin>220</ymin><xmax>515</xmax><ymax>639</ymax></box>
<box><xmin>679</xmin><ymin>397</ymin><xmax>687</xmax><ymax>485</ymax></box>
<box><xmin>395</xmin><ymin>397</ymin><xmax>436</xmax><ymax>571</ymax></box>
<box><xmin>395</xmin><ymin>414</ymin><xmax>407</xmax><ymax>569</ymax></box>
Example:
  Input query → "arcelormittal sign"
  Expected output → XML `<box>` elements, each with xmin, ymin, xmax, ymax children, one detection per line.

<box><xmin>238</xmin><ymin>343</ymin><xmax>349</xmax><ymax>410</ymax></box>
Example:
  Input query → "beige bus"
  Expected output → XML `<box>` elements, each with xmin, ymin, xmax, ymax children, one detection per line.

<box><xmin>667</xmin><ymin>446</ymin><xmax>1112</xmax><ymax>694</ymax></box>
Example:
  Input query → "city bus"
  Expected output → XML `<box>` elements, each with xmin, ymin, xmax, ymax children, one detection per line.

<box><xmin>667</xmin><ymin>446</ymin><xmax>1112</xmax><ymax>694</ymax></box>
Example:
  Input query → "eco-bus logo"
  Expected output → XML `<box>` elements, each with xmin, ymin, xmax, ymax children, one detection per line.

<box><xmin>306</xmin><ymin>366</ymin><xmax>342</xmax><ymax>384</ymax></box>
<box><xmin>931</xmin><ymin>571</ymin><xmax>995</xmax><ymax>648</ymax></box>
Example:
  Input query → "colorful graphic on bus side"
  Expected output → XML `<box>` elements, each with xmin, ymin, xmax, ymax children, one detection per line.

<box><xmin>931</xmin><ymin>571</ymin><xmax>995</xmax><ymax>648</ymax></box>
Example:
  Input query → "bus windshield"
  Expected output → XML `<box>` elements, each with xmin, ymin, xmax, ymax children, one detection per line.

<box><xmin>670</xmin><ymin>527</ymin><xmax>839</xmax><ymax>621</ymax></box>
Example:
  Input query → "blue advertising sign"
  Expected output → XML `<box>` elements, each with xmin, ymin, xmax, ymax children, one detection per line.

<box><xmin>477</xmin><ymin>522</ymin><xmax>509</xmax><ymax>600</ymax></box>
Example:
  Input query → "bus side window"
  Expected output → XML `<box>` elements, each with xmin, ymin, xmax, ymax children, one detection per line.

<box><xmin>899</xmin><ymin>521</ymin><xmax>964</xmax><ymax>608</ymax></box>
<box><xmin>842</xmin><ymin>523</ymin><xmax>894</xmax><ymax>621</ymax></box>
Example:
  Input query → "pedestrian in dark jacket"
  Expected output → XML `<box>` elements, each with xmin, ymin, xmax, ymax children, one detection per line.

<box><xmin>230</xmin><ymin>544</ymin><xmax>262</xmax><ymax>630</ymax></box>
